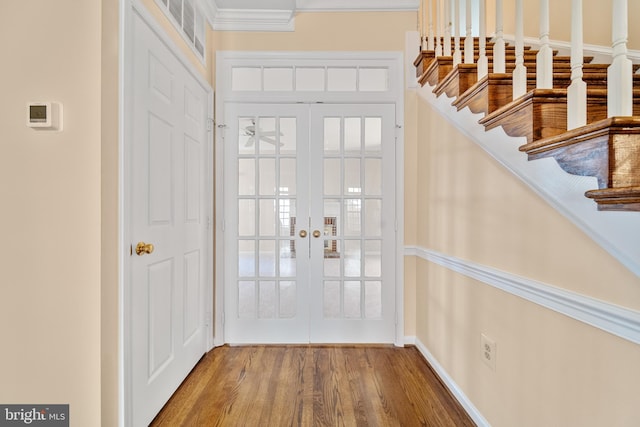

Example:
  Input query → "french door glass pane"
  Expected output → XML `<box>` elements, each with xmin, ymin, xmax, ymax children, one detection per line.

<box><xmin>259</xmin><ymin>240</ymin><xmax>276</xmax><ymax>277</ymax></box>
<box><xmin>280</xmin><ymin>158</ymin><xmax>296</xmax><ymax>194</ymax></box>
<box><xmin>365</xmin><ymin>281</ymin><xmax>382</xmax><ymax>318</ymax></box>
<box><xmin>323</xmin><ymin>281</ymin><xmax>341</xmax><ymax>318</ymax></box>
<box><xmin>258</xmin><ymin>117</ymin><xmax>277</xmax><ymax>154</ymax></box>
<box><xmin>279</xmin><ymin>281</ymin><xmax>297</xmax><ymax>317</ymax></box>
<box><xmin>324</xmin><ymin>159</ymin><xmax>341</xmax><ymax>195</ymax></box>
<box><xmin>238</xmin><ymin>200</ymin><xmax>255</xmax><ymax>236</ymax></box>
<box><xmin>259</xmin><ymin>281</ymin><xmax>276</xmax><ymax>318</ymax></box>
<box><xmin>344</xmin><ymin>158</ymin><xmax>361</xmax><ymax>195</ymax></box>
<box><xmin>344</xmin><ymin>118</ymin><xmax>361</xmax><ymax>152</ymax></box>
<box><xmin>364</xmin><ymin>159</ymin><xmax>382</xmax><ymax>195</ymax></box>
<box><xmin>344</xmin><ymin>281</ymin><xmax>361</xmax><ymax>318</ymax></box>
<box><xmin>238</xmin><ymin>240</ymin><xmax>255</xmax><ymax>276</ymax></box>
<box><xmin>238</xmin><ymin>281</ymin><xmax>255</xmax><ymax>318</ymax></box>
<box><xmin>238</xmin><ymin>159</ymin><xmax>255</xmax><ymax>195</ymax></box>
<box><xmin>259</xmin><ymin>159</ymin><xmax>276</xmax><ymax>195</ymax></box>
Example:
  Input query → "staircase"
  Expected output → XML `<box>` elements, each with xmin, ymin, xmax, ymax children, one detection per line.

<box><xmin>414</xmin><ymin>0</ymin><xmax>640</xmax><ymax>212</ymax></box>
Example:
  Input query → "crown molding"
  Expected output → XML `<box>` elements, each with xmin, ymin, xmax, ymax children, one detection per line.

<box><xmin>212</xmin><ymin>8</ymin><xmax>295</xmax><ymax>31</ymax></box>
<box><xmin>203</xmin><ymin>0</ymin><xmax>418</xmax><ymax>32</ymax></box>
<box><xmin>296</xmin><ymin>0</ymin><xmax>419</xmax><ymax>11</ymax></box>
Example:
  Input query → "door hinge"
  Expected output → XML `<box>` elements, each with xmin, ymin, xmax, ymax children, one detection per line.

<box><xmin>395</xmin><ymin>124</ymin><xmax>402</xmax><ymax>139</ymax></box>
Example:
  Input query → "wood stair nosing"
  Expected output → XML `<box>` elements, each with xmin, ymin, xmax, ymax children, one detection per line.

<box><xmin>584</xmin><ymin>186</ymin><xmax>640</xmax><ymax>211</ymax></box>
<box><xmin>519</xmin><ymin>117</ymin><xmax>640</xmax><ymax>191</ymax></box>
<box><xmin>422</xmin><ymin>56</ymin><xmax>454</xmax><ymax>87</ymax></box>
<box><xmin>478</xmin><ymin>89</ymin><xmax>569</xmax><ymax>143</ymax></box>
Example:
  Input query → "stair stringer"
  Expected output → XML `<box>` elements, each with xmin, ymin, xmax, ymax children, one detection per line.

<box><xmin>416</xmin><ymin>84</ymin><xmax>640</xmax><ymax>278</ymax></box>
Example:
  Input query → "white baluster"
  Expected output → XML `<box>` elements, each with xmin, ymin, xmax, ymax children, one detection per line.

<box><xmin>444</xmin><ymin>0</ymin><xmax>452</xmax><ymax>56</ymax></box>
<box><xmin>464</xmin><ymin>0</ymin><xmax>473</xmax><ymax>64</ymax></box>
<box><xmin>477</xmin><ymin>0</ymin><xmax>488</xmax><ymax>78</ymax></box>
<box><xmin>453</xmin><ymin>0</ymin><xmax>462</xmax><ymax>65</ymax></box>
<box><xmin>512</xmin><ymin>0</ymin><xmax>527</xmax><ymax>98</ymax></box>
<box><xmin>568</xmin><ymin>0</ymin><xmax>587</xmax><ymax>129</ymax></box>
<box><xmin>493</xmin><ymin>0</ymin><xmax>505</xmax><ymax>73</ymax></box>
<box><xmin>435</xmin><ymin>0</ymin><xmax>442</xmax><ymax>56</ymax></box>
<box><xmin>608</xmin><ymin>0</ymin><xmax>633</xmax><ymax>117</ymax></box>
<box><xmin>537</xmin><ymin>0</ymin><xmax>553</xmax><ymax>89</ymax></box>
<box><xmin>428</xmin><ymin>0</ymin><xmax>435</xmax><ymax>51</ymax></box>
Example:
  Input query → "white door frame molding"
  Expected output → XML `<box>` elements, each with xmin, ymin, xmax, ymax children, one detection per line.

<box><xmin>215</xmin><ymin>50</ymin><xmax>405</xmax><ymax>347</ymax></box>
<box><xmin>120</xmin><ymin>1</ymin><xmax>214</xmax><ymax>425</ymax></box>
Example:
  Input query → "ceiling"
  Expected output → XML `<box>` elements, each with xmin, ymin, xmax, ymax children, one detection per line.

<box><xmin>204</xmin><ymin>0</ymin><xmax>419</xmax><ymax>31</ymax></box>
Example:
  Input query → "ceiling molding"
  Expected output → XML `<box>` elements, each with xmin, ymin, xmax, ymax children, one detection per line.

<box><xmin>203</xmin><ymin>0</ymin><xmax>418</xmax><ymax>32</ymax></box>
<box><xmin>296</xmin><ymin>0</ymin><xmax>419</xmax><ymax>12</ymax></box>
<box><xmin>212</xmin><ymin>9</ymin><xmax>295</xmax><ymax>32</ymax></box>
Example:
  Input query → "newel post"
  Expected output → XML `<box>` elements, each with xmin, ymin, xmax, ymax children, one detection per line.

<box><xmin>493</xmin><ymin>0</ymin><xmax>505</xmax><ymax>73</ymax></box>
<box><xmin>537</xmin><ymin>0</ymin><xmax>553</xmax><ymax>89</ymax></box>
<box><xmin>512</xmin><ymin>0</ymin><xmax>527</xmax><ymax>98</ymax></box>
<box><xmin>608</xmin><ymin>0</ymin><xmax>633</xmax><ymax>117</ymax></box>
<box><xmin>567</xmin><ymin>0</ymin><xmax>587</xmax><ymax>129</ymax></box>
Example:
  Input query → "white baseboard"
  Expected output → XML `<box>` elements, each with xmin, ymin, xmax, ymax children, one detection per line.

<box><xmin>414</xmin><ymin>337</ymin><xmax>491</xmax><ymax>427</ymax></box>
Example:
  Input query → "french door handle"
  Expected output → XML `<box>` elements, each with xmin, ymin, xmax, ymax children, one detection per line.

<box><xmin>299</xmin><ymin>230</ymin><xmax>308</xmax><ymax>238</ymax></box>
<box><xmin>312</xmin><ymin>230</ymin><xmax>321</xmax><ymax>238</ymax></box>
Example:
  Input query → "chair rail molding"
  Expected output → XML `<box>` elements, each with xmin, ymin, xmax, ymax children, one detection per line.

<box><xmin>406</xmin><ymin>246</ymin><xmax>640</xmax><ymax>346</ymax></box>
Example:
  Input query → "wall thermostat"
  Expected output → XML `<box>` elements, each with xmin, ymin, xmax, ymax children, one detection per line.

<box><xmin>27</xmin><ymin>102</ymin><xmax>62</xmax><ymax>130</ymax></box>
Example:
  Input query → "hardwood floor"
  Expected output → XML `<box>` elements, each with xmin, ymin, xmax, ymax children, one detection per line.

<box><xmin>150</xmin><ymin>345</ymin><xmax>475</xmax><ymax>427</ymax></box>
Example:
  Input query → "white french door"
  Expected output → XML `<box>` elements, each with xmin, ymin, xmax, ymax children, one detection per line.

<box><xmin>224</xmin><ymin>103</ymin><xmax>396</xmax><ymax>344</ymax></box>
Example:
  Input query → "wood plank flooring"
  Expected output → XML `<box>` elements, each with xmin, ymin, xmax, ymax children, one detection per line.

<box><xmin>150</xmin><ymin>345</ymin><xmax>475</xmax><ymax>427</ymax></box>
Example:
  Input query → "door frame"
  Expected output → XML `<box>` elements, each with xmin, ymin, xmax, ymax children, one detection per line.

<box><xmin>214</xmin><ymin>51</ymin><xmax>405</xmax><ymax>347</ymax></box>
<box><xmin>120</xmin><ymin>2</ymin><xmax>214</xmax><ymax>425</ymax></box>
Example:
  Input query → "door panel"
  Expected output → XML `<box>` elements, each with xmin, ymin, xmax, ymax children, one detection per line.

<box><xmin>225</xmin><ymin>104</ymin><xmax>311</xmax><ymax>343</ymax></box>
<box><xmin>130</xmin><ymin>12</ymin><xmax>208</xmax><ymax>426</ymax></box>
<box><xmin>309</xmin><ymin>104</ymin><xmax>396</xmax><ymax>343</ymax></box>
<box><xmin>224</xmin><ymin>103</ymin><xmax>395</xmax><ymax>344</ymax></box>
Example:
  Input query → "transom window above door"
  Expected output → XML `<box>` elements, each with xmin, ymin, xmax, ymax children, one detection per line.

<box><xmin>231</xmin><ymin>66</ymin><xmax>389</xmax><ymax>92</ymax></box>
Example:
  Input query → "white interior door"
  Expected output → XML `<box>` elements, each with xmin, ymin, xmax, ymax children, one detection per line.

<box><xmin>224</xmin><ymin>103</ymin><xmax>396</xmax><ymax>344</ymax></box>
<box><xmin>129</xmin><ymin>11</ymin><xmax>209</xmax><ymax>426</ymax></box>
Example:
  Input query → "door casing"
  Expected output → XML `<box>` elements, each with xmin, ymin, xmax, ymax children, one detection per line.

<box><xmin>214</xmin><ymin>50</ymin><xmax>405</xmax><ymax>347</ymax></box>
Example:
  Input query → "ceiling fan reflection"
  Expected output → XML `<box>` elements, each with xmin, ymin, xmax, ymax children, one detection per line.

<box><xmin>243</xmin><ymin>120</ymin><xmax>284</xmax><ymax>147</ymax></box>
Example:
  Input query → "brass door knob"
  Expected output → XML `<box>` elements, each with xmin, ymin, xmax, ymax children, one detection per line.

<box><xmin>135</xmin><ymin>242</ymin><xmax>154</xmax><ymax>256</ymax></box>
<box><xmin>299</xmin><ymin>230</ymin><xmax>308</xmax><ymax>238</ymax></box>
<box><xmin>312</xmin><ymin>230</ymin><xmax>321</xmax><ymax>238</ymax></box>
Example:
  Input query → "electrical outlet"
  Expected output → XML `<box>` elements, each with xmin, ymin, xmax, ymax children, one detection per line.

<box><xmin>481</xmin><ymin>333</ymin><xmax>497</xmax><ymax>371</ymax></box>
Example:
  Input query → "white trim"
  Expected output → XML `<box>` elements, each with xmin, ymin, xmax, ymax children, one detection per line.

<box><xmin>296</xmin><ymin>0</ymin><xmax>419</xmax><ymax>12</ymax></box>
<box><xmin>415</xmin><ymin>71</ymin><xmax>640</xmax><ymax>280</ymax></box>
<box><xmin>215</xmin><ymin>50</ymin><xmax>405</xmax><ymax>346</ymax></box>
<box><xmin>501</xmin><ymin>34</ymin><xmax>640</xmax><ymax>65</ymax></box>
<box><xmin>414</xmin><ymin>337</ymin><xmax>491</xmax><ymax>427</ymax></box>
<box><xmin>212</xmin><ymin>8</ymin><xmax>295</xmax><ymax>32</ymax></box>
<box><xmin>406</xmin><ymin>246</ymin><xmax>640</xmax><ymax>346</ymax></box>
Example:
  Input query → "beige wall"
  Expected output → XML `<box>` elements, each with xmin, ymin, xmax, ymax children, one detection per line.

<box><xmin>413</xmin><ymin>91</ymin><xmax>640</xmax><ymax>425</ymax></box>
<box><xmin>3</xmin><ymin>1</ymin><xmax>638</xmax><ymax>425</ymax></box>
<box><xmin>0</xmin><ymin>1</ymin><xmax>103</xmax><ymax>425</ymax></box>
